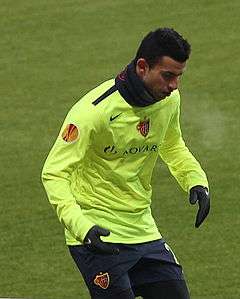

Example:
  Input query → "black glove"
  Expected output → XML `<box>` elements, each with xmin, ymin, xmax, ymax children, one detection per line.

<box><xmin>189</xmin><ymin>185</ymin><xmax>210</xmax><ymax>228</ymax></box>
<box><xmin>83</xmin><ymin>225</ymin><xmax>119</xmax><ymax>255</ymax></box>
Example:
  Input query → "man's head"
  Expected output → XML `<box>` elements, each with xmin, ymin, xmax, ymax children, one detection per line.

<box><xmin>134</xmin><ymin>28</ymin><xmax>191</xmax><ymax>100</ymax></box>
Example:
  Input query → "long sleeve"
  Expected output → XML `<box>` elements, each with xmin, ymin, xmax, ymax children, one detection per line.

<box><xmin>159</xmin><ymin>98</ymin><xmax>208</xmax><ymax>193</ymax></box>
<box><xmin>41</xmin><ymin>103</ymin><xmax>99</xmax><ymax>242</ymax></box>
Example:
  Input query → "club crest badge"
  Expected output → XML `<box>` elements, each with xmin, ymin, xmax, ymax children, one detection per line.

<box><xmin>62</xmin><ymin>124</ymin><xmax>79</xmax><ymax>143</ymax></box>
<box><xmin>137</xmin><ymin>118</ymin><xmax>150</xmax><ymax>137</ymax></box>
<box><xmin>94</xmin><ymin>272</ymin><xmax>110</xmax><ymax>289</ymax></box>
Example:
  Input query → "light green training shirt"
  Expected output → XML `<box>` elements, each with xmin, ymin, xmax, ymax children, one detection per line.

<box><xmin>41</xmin><ymin>79</ymin><xmax>208</xmax><ymax>245</ymax></box>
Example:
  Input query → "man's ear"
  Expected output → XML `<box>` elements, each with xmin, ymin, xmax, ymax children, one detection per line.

<box><xmin>136</xmin><ymin>58</ymin><xmax>149</xmax><ymax>78</ymax></box>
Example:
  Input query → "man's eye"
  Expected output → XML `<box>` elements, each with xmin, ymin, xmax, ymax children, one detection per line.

<box><xmin>162</xmin><ymin>73</ymin><xmax>173</xmax><ymax>79</ymax></box>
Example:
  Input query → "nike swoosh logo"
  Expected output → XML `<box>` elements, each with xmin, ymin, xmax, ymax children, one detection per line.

<box><xmin>110</xmin><ymin>113</ymin><xmax>122</xmax><ymax>121</ymax></box>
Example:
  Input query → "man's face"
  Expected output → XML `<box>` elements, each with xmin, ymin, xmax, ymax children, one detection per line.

<box><xmin>136</xmin><ymin>56</ymin><xmax>186</xmax><ymax>100</ymax></box>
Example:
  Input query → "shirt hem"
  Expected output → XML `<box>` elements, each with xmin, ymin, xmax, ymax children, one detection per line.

<box><xmin>66</xmin><ymin>233</ymin><xmax>162</xmax><ymax>246</ymax></box>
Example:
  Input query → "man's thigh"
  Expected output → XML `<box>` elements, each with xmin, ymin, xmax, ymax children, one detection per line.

<box><xmin>128</xmin><ymin>239</ymin><xmax>189</xmax><ymax>298</ymax></box>
<box><xmin>129</xmin><ymin>240</ymin><xmax>185</xmax><ymax>287</ymax></box>
<box><xmin>68</xmin><ymin>245</ymin><xmax>138</xmax><ymax>298</ymax></box>
<box><xmin>133</xmin><ymin>279</ymin><xmax>190</xmax><ymax>299</ymax></box>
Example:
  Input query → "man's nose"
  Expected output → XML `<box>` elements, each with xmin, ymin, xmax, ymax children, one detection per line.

<box><xmin>169</xmin><ymin>78</ymin><xmax>178</xmax><ymax>91</ymax></box>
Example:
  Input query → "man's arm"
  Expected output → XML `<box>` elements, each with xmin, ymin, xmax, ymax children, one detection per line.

<box><xmin>159</xmin><ymin>97</ymin><xmax>208</xmax><ymax>192</ymax></box>
<box><xmin>41</xmin><ymin>104</ymin><xmax>96</xmax><ymax>243</ymax></box>
<box><xmin>159</xmin><ymin>95</ymin><xmax>210</xmax><ymax>227</ymax></box>
<box><xmin>42</xmin><ymin>100</ymin><xmax>120</xmax><ymax>253</ymax></box>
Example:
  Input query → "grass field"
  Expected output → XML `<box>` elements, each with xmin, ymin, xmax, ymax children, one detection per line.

<box><xmin>1</xmin><ymin>0</ymin><xmax>240</xmax><ymax>298</ymax></box>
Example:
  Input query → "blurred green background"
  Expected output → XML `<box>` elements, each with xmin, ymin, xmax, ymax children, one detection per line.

<box><xmin>0</xmin><ymin>0</ymin><xmax>239</xmax><ymax>298</ymax></box>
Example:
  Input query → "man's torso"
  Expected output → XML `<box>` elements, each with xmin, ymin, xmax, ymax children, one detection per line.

<box><xmin>64</xmin><ymin>79</ymin><xmax>179</xmax><ymax>244</ymax></box>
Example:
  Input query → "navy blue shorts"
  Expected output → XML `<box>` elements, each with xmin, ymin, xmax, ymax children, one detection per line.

<box><xmin>68</xmin><ymin>239</ymin><xmax>185</xmax><ymax>298</ymax></box>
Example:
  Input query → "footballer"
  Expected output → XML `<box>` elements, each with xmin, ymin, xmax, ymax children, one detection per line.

<box><xmin>42</xmin><ymin>28</ymin><xmax>210</xmax><ymax>299</ymax></box>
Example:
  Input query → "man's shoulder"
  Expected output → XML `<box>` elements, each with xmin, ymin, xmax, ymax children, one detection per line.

<box><xmin>169</xmin><ymin>89</ymin><xmax>180</xmax><ymax>103</ymax></box>
<box><xmin>69</xmin><ymin>79</ymin><xmax>115</xmax><ymax>119</ymax></box>
<box><xmin>76</xmin><ymin>79</ymin><xmax>115</xmax><ymax>107</ymax></box>
<box><xmin>156</xmin><ymin>89</ymin><xmax>180</xmax><ymax>112</ymax></box>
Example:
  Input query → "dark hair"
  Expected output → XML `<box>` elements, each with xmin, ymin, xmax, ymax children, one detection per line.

<box><xmin>134</xmin><ymin>28</ymin><xmax>191</xmax><ymax>67</ymax></box>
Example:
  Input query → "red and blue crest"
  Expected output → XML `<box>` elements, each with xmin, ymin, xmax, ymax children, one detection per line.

<box><xmin>137</xmin><ymin>118</ymin><xmax>150</xmax><ymax>137</ymax></box>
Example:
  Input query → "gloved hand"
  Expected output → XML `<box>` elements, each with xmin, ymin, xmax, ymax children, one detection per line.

<box><xmin>84</xmin><ymin>225</ymin><xmax>120</xmax><ymax>255</ymax></box>
<box><xmin>189</xmin><ymin>185</ymin><xmax>210</xmax><ymax>228</ymax></box>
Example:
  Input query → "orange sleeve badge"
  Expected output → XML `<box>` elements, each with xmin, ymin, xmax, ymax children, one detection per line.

<box><xmin>62</xmin><ymin>124</ymin><xmax>79</xmax><ymax>143</ymax></box>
